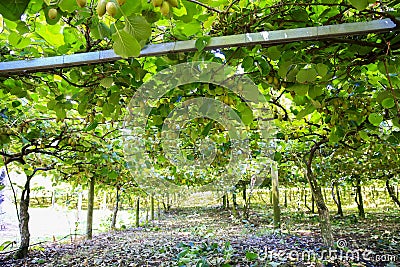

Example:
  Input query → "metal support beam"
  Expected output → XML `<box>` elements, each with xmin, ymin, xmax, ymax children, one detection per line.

<box><xmin>0</xmin><ymin>18</ymin><xmax>398</xmax><ymax>75</ymax></box>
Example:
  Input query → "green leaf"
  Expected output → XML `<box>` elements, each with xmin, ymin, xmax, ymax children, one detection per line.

<box><xmin>195</xmin><ymin>36</ymin><xmax>211</xmax><ymax>52</ymax></box>
<box><xmin>267</xmin><ymin>46</ymin><xmax>281</xmax><ymax>60</ymax></box>
<box><xmin>78</xmin><ymin>101</ymin><xmax>88</xmax><ymax>115</ymax></box>
<box><xmin>308</xmin><ymin>86</ymin><xmax>324</xmax><ymax>99</ymax></box>
<box><xmin>382</xmin><ymin>98</ymin><xmax>395</xmax><ymax>109</ymax></box>
<box><xmin>296</xmin><ymin>104</ymin><xmax>316</xmax><ymax>119</ymax></box>
<box><xmin>257</xmin><ymin>57</ymin><xmax>270</xmax><ymax>75</ymax></box>
<box><xmin>368</xmin><ymin>113</ymin><xmax>383</xmax><ymax>126</ymax></box>
<box><xmin>0</xmin><ymin>135</ymin><xmax>11</xmax><ymax>145</ymax></box>
<box><xmin>112</xmin><ymin>29</ymin><xmax>141</xmax><ymax>58</ymax></box>
<box><xmin>85</xmin><ymin>121</ymin><xmax>98</xmax><ymax>131</ymax></box>
<box><xmin>240</xmin><ymin>107</ymin><xmax>253</xmax><ymax>126</ymax></box>
<box><xmin>242</xmin><ymin>56</ymin><xmax>254</xmax><ymax>72</ymax></box>
<box><xmin>0</xmin><ymin>0</ymin><xmax>30</xmax><ymax>21</ymax></box>
<box><xmin>273</xmin><ymin>152</ymin><xmax>282</xmax><ymax>161</ymax></box>
<box><xmin>329</xmin><ymin>126</ymin><xmax>344</xmax><ymax>143</ymax></box>
<box><xmin>109</xmin><ymin>92</ymin><xmax>120</xmax><ymax>105</ymax></box>
<box><xmin>152</xmin><ymin>115</ymin><xmax>163</xmax><ymax>126</ymax></box>
<box><xmin>100</xmin><ymin>78</ymin><xmax>114</xmax><ymax>88</ymax></box>
<box><xmin>59</xmin><ymin>0</ymin><xmax>76</xmax><ymax>12</ymax></box>
<box><xmin>296</xmin><ymin>68</ymin><xmax>318</xmax><ymax>83</ymax></box>
<box><xmin>47</xmin><ymin>100</ymin><xmax>57</xmax><ymax>110</ymax></box>
<box><xmin>178</xmin><ymin>21</ymin><xmax>202</xmax><ymax>37</ymax></box>
<box><xmin>124</xmin><ymin>15</ymin><xmax>151</xmax><ymax>47</ymax></box>
<box><xmin>349</xmin><ymin>0</ymin><xmax>369</xmax><ymax>11</ymax></box>
<box><xmin>316</xmin><ymin>63</ymin><xmax>328</xmax><ymax>77</ymax></box>
<box><xmin>103</xmin><ymin>103</ymin><xmax>115</xmax><ymax>117</ymax></box>
<box><xmin>201</xmin><ymin>122</ymin><xmax>213</xmax><ymax>136</ymax></box>
<box><xmin>109</xmin><ymin>170</ymin><xmax>119</xmax><ymax>179</ymax></box>
<box><xmin>245</xmin><ymin>251</ymin><xmax>258</xmax><ymax>261</ymax></box>
<box><xmin>359</xmin><ymin>130</ymin><xmax>369</xmax><ymax>141</ymax></box>
<box><xmin>120</xmin><ymin>0</ymin><xmax>142</xmax><ymax>16</ymax></box>
<box><xmin>56</xmin><ymin>107</ymin><xmax>66</xmax><ymax>120</ymax></box>
<box><xmin>0</xmin><ymin>241</ymin><xmax>13</xmax><ymax>251</ymax></box>
<box><xmin>288</xmin><ymin>84</ymin><xmax>309</xmax><ymax>96</ymax></box>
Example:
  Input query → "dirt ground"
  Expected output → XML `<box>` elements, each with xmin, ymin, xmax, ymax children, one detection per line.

<box><xmin>0</xmin><ymin>206</ymin><xmax>398</xmax><ymax>267</ymax></box>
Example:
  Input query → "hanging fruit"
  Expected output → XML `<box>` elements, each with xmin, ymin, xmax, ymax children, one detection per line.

<box><xmin>48</xmin><ymin>8</ymin><xmax>58</xmax><ymax>20</ymax></box>
<box><xmin>76</xmin><ymin>0</ymin><xmax>87</xmax><ymax>8</ymax></box>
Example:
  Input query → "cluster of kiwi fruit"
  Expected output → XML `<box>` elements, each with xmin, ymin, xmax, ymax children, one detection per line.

<box><xmin>96</xmin><ymin>0</ymin><xmax>126</xmax><ymax>18</ymax></box>
<box><xmin>152</xmin><ymin>0</ymin><xmax>179</xmax><ymax>16</ymax></box>
<box><xmin>47</xmin><ymin>0</ymin><xmax>126</xmax><ymax>20</ymax></box>
<box><xmin>0</xmin><ymin>127</ymin><xmax>12</xmax><ymax>135</ymax></box>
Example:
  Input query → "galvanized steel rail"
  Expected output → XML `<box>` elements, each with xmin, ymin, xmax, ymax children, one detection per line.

<box><xmin>0</xmin><ymin>18</ymin><xmax>398</xmax><ymax>75</ymax></box>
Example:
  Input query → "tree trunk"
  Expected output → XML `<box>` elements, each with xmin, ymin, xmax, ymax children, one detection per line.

<box><xmin>271</xmin><ymin>162</ymin><xmax>280</xmax><ymax>229</ymax></box>
<box><xmin>305</xmin><ymin>139</ymin><xmax>333</xmax><ymax>247</ymax></box>
<box><xmin>242</xmin><ymin>184</ymin><xmax>247</xmax><ymax>202</ymax></box>
<box><xmin>151</xmin><ymin>195</ymin><xmax>155</xmax><ymax>221</ymax></box>
<box><xmin>332</xmin><ymin>182</ymin><xmax>343</xmax><ymax>217</ymax></box>
<box><xmin>284</xmin><ymin>190</ymin><xmax>287</xmax><ymax>208</ymax></box>
<box><xmin>304</xmin><ymin>189</ymin><xmax>311</xmax><ymax>212</ymax></box>
<box><xmin>269</xmin><ymin>189</ymin><xmax>272</xmax><ymax>205</ymax></box>
<box><xmin>232</xmin><ymin>192</ymin><xmax>238</xmax><ymax>217</ymax></box>
<box><xmin>14</xmin><ymin>178</ymin><xmax>32</xmax><ymax>259</ymax></box>
<box><xmin>111</xmin><ymin>187</ymin><xmax>120</xmax><ymax>229</ymax></box>
<box><xmin>222</xmin><ymin>194</ymin><xmax>227</xmax><ymax>209</ymax></box>
<box><xmin>355</xmin><ymin>177</ymin><xmax>365</xmax><ymax>219</ymax></box>
<box><xmin>233</xmin><ymin>191</ymin><xmax>238</xmax><ymax>208</ymax></box>
<box><xmin>386</xmin><ymin>178</ymin><xmax>400</xmax><ymax>208</ymax></box>
<box><xmin>135</xmin><ymin>197</ymin><xmax>140</xmax><ymax>227</ymax></box>
<box><xmin>157</xmin><ymin>199</ymin><xmax>161</xmax><ymax>218</ymax></box>
<box><xmin>86</xmin><ymin>177</ymin><xmax>95</xmax><ymax>240</ymax></box>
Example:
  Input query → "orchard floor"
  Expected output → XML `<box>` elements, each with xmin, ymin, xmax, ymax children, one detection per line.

<box><xmin>0</xmin><ymin>206</ymin><xmax>399</xmax><ymax>267</ymax></box>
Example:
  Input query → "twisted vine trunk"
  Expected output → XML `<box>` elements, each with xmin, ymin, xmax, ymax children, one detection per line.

<box><xmin>14</xmin><ymin>166</ymin><xmax>52</xmax><ymax>259</ymax></box>
<box><xmin>386</xmin><ymin>178</ymin><xmax>400</xmax><ymax>208</ymax></box>
<box><xmin>355</xmin><ymin>177</ymin><xmax>365</xmax><ymax>219</ymax></box>
<box><xmin>135</xmin><ymin>197</ymin><xmax>140</xmax><ymax>227</ymax></box>
<box><xmin>305</xmin><ymin>139</ymin><xmax>333</xmax><ymax>247</ymax></box>
<box><xmin>151</xmin><ymin>195</ymin><xmax>155</xmax><ymax>221</ymax></box>
<box><xmin>111</xmin><ymin>186</ymin><xmax>120</xmax><ymax>229</ymax></box>
<box><xmin>332</xmin><ymin>181</ymin><xmax>343</xmax><ymax>217</ymax></box>
<box><xmin>14</xmin><ymin>178</ymin><xmax>31</xmax><ymax>259</ymax></box>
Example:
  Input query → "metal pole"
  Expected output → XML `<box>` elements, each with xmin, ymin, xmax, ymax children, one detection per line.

<box><xmin>0</xmin><ymin>19</ymin><xmax>397</xmax><ymax>75</ymax></box>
